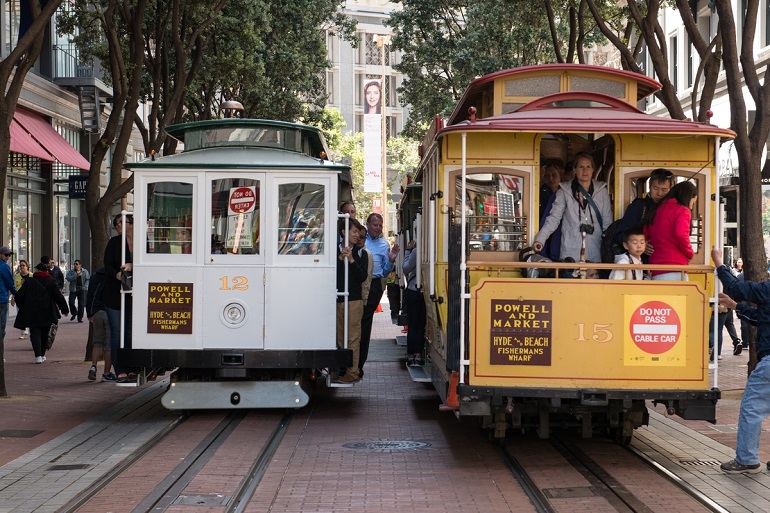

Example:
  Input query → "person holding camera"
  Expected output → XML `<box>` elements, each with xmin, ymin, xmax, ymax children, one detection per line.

<box><xmin>65</xmin><ymin>260</ymin><xmax>89</xmax><ymax>322</ymax></box>
<box><xmin>532</xmin><ymin>152</ymin><xmax>612</xmax><ymax>263</ymax></box>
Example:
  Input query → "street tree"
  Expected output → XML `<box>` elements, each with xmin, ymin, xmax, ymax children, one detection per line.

<box><xmin>58</xmin><ymin>0</ymin><xmax>228</xmax><ymax>270</ymax></box>
<box><xmin>0</xmin><ymin>0</ymin><xmax>64</xmax><ymax>397</ymax></box>
<box><xmin>184</xmin><ymin>0</ymin><xmax>356</xmax><ymax>122</ymax></box>
<box><xmin>387</xmin><ymin>0</ymin><xmax>607</xmax><ymax>138</ymax></box>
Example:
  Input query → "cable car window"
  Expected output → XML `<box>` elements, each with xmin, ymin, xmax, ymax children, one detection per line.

<box><xmin>211</xmin><ymin>178</ymin><xmax>260</xmax><ymax>255</ymax></box>
<box><xmin>146</xmin><ymin>182</ymin><xmax>194</xmax><ymax>254</ymax></box>
<box><xmin>455</xmin><ymin>173</ymin><xmax>526</xmax><ymax>252</ymax></box>
<box><xmin>277</xmin><ymin>183</ymin><xmax>324</xmax><ymax>255</ymax></box>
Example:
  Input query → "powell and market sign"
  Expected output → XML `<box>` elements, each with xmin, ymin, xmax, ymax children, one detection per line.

<box><xmin>68</xmin><ymin>175</ymin><xmax>88</xmax><ymax>199</ymax></box>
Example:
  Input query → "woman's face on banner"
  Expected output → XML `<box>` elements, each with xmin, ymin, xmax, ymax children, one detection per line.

<box><xmin>366</xmin><ymin>84</ymin><xmax>380</xmax><ymax>110</ymax></box>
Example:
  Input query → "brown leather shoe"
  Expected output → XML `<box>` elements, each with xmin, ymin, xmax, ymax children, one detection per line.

<box><xmin>334</xmin><ymin>374</ymin><xmax>360</xmax><ymax>384</ymax></box>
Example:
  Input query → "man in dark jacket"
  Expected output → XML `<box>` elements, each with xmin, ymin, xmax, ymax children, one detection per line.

<box><xmin>14</xmin><ymin>262</ymin><xmax>68</xmax><ymax>363</ymax></box>
<box><xmin>712</xmin><ymin>246</ymin><xmax>770</xmax><ymax>474</ymax></box>
<box><xmin>42</xmin><ymin>255</ymin><xmax>65</xmax><ymax>291</ymax></box>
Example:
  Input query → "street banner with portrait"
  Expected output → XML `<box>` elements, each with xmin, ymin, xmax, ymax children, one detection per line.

<box><xmin>363</xmin><ymin>79</ymin><xmax>383</xmax><ymax>193</ymax></box>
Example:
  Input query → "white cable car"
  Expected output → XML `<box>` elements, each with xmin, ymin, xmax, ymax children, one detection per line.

<box><xmin>121</xmin><ymin>118</ymin><xmax>353</xmax><ymax>409</ymax></box>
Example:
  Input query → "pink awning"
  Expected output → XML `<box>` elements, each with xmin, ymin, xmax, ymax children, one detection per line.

<box><xmin>13</xmin><ymin>109</ymin><xmax>90</xmax><ymax>170</ymax></box>
<box><xmin>10</xmin><ymin>118</ymin><xmax>54</xmax><ymax>162</ymax></box>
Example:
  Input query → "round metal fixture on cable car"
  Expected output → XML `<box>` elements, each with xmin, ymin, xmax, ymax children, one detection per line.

<box><xmin>222</xmin><ymin>100</ymin><xmax>245</xmax><ymax>118</ymax></box>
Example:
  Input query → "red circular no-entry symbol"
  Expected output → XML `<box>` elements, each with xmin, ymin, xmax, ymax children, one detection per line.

<box><xmin>229</xmin><ymin>187</ymin><xmax>256</xmax><ymax>214</ymax></box>
<box><xmin>629</xmin><ymin>301</ymin><xmax>681</xmax><ymax>354</ymax></box>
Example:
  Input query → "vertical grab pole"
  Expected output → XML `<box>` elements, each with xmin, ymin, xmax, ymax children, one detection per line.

<box><xmin>120</xmin><ymin>210</ymin><xmax>128</xmax><ymax>350</ymax></box>
<box><xmin>429</xmin><ymin>195</ymin><xmax>436</xmax><ymax>299</ymax></box>
<box><xmin>415</xmin><ymin>212</ymin><xmax>422</xmax><ymax>290</ymax></box>
<box><xmin>459</xmin><ymin>132</ymin><xmax>468</xmax><ymax>385</ymax></box>
<box><xmin>712</xmin><ymin>137</ymin><xmax>722</xmax><ymax>387</ymax></box>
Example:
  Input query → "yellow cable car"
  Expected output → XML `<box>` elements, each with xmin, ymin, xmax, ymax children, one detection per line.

<box><xmin>405</xmin><ymin>64</ymin><xmax>734</xmax><ymax>441</ymax></box>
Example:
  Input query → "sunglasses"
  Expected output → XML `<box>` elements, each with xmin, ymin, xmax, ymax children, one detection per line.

<box><xmin>651</xmin><ymin>169</ymin><xmax>674</xmax><ymax>179</ymax></box>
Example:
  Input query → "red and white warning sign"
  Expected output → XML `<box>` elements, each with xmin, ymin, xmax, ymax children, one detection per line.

<box><xmin>228</xmin><ymin>186</ymin><xmax>256</xmax><ymax>215</ymax></box>
<box><xmin>629</xmin><ymin>300</ymin><xmax>681</xmax><ymax>354</ymax></box>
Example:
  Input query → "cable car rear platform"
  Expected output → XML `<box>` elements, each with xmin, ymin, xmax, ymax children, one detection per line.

<box><xmin>1</xmin><ymin>318</ymin><xmax>769</xmax><ymax>512</ymax></box>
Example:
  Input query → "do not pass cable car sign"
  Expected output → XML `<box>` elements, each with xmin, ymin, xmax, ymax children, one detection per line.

<box><xmin>228</xmin><ymin>186</ymin><xmax>256</xmax><ymax>215</ymax></box>
<box><xmin>629</xmin><ymin>300</ymin><xmax>681</xmax><ymax>354</ymax></box>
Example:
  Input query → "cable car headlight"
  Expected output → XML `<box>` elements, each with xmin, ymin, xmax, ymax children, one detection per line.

<box><xmin>222</xmin><ymin>302</ymin><xmax>247</xmax><ymax>327</ymax></box>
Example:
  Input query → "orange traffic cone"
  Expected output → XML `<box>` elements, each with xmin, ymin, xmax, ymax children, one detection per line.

<box><xmin>375</xmin><ymin>303</ymin><xmax>383</xmax><ymax>313</ymax></box>
<box><xmin>439</xmin><ymin>371</ymin><xmax>460</xmax><ymax>411</ymax></box>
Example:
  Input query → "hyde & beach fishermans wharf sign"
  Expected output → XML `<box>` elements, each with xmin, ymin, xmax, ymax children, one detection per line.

<box><xmin>147</xmin><ymin>283</ymin><xmax>194</xmax><ymax>334</ymax></box>
<box><xmin>490</xmin><ymin>299</ymin><xmax>552</xmax><ymax>365</ymax></box>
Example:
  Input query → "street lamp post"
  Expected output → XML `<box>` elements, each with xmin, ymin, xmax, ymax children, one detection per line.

<box><xmin>376</xmin><ymin>35</ymin><xmax>390</xmax><ymax>223</ymax></box>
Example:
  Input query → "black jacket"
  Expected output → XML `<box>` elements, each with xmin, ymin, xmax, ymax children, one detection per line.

<box><xmin>85</xmin><ymin>268</ymin><xmax>106</xmax><ymax>318</ymax></box>
<box><xmin>14</xmin><ymin>271</ymin><xmax>69</xmax><ymax>329</ymax></box>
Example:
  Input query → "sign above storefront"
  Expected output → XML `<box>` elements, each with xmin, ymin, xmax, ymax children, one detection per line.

<box><xmin>68</xmin><ymin>175</ymin><xmax>88</xmax><ymax>199</ymax></box>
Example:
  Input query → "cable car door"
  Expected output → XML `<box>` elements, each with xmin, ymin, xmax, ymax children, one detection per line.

<box><xmin>203</xmin><ymin>174</ymin><xmax>265</xmax><ymax>349</ymax></box>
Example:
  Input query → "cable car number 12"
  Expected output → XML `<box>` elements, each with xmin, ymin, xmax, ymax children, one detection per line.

<box><xmin>219</xmin><ymin>276</ymin><xmax>249</xmax><ymax>291</ymax></box>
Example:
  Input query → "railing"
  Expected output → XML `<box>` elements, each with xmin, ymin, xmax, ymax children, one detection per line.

<box><xmin>52</xmin><ymin>44</ymin><xmax>94</xmax><ymax>80</ymax></box>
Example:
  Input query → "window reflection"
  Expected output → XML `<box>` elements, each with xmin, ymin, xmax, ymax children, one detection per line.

<box><xmin>455</xmin><ymin>173</ymin><xmax>527</xmax><ymax>251</ymax></box>
<box><xmin>211</xmin><ymin>178</ymin><xmax>260</xmax><ymax>254</ymax></box>
<box><xmin>277</xmin><ymin>183</ymin><xmax>324</xmax><ymax>255</ymax></box>
<box><xmin>146</xmin><ymin>182</ymin><xmax>194</xmax><ymax>254</ymax></box>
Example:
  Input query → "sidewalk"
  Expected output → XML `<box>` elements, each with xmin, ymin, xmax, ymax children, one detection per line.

<box><xmin>0</xmin><ymin>318</ymin><xmax>137</xmax><ymax>467</ymax></box>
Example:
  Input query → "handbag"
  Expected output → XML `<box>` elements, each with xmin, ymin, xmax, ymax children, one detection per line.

<box><xmin>121</xmin><ymin>270</ymin><xmax>133</xmax><ymax>291</ymax></box>
<box><xmin>46</xmin><ymin>323</ymin><xmax>58</xmax><ymax>350</ymax></box>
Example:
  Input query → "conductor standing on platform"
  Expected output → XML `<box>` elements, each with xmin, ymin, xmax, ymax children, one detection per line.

<box><xmin>712</xmin><ymin>246</ymin><xmax>770</xmax><ymax>474</ymax></box>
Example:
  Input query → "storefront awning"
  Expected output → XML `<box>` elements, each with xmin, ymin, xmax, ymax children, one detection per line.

<box><xmin>13</xmin><ymin>109</ymin><xmax>91</xmax><ymax>170</ymax></box>
<box><xmin>10</xmin><ymin>117</ymin><xmax>54</xmax><ymax>162</ymax></box>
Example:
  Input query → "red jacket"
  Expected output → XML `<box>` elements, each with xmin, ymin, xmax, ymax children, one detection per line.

<box><xmin>644</xmin><ymin>198</ymin><xmax>694</xmax><ymax>275</ymax></box>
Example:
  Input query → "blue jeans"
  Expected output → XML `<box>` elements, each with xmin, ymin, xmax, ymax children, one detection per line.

<box><xmin>0</xmin><ymin>301</ymin><xmax>7</xmax><ymax>341</ymax></box>
<box><xmin>105</xmin><ymin>303</ymin><xmax>132</xmax><ymax>375</ymax></box>
<box><xmin>736</xmin><ymin>357</ymin><xmax>770</xmax><ymax>465</ymax></box>
<box><xmin>709</xmin><ymin>312</ymin><xmax>728</xmax><ymax>356</ymax></box>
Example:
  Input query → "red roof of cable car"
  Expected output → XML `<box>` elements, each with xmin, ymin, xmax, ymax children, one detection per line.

<box><xmin>447</xmin><ymin>63</ymin><xmax>662</xmax><ymax>126</ymax></box>
<box><xmin>439</xmin><ymin>91</ymin><xmax>735</xmax><ymax>139</ymax></box>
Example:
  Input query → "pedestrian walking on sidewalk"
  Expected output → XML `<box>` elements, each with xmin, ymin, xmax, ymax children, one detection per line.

<box><xmin>712</xmin><ymin>246</ymin><xmax>770</xmax><ymax>474</ymax></box>
<box><xmin>85</xmin><ymin>268</ymin><xmax>113</xmax><ymax>381</ymax></box>
<box><xmin>0</xmin><ymin>246</ymin><xmax>19</xmax><ymax>342</ymax></box>
<box><xmin>11</xmin><ymin>259</ymin><xmax>30</xmax><ymax>339</ymax></box>
<box><xmin>14</xmin><ymin>262</ymin><xmax>68</xmax><ymax>363</ymax></box>
<box><xmin>65</xmin><ymin>260</ymin><xmax>89</xmax><ymax>322</ymax></box>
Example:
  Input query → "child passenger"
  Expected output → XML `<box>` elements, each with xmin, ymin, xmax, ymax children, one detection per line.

<box><xmin>609</xmin><ymin>227</ymin><xmax>647</xmax><ymax>280</ymax></box>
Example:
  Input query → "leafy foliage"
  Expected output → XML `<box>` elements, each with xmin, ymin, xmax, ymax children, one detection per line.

<box><xmin>387</xmin><ymin>0</ymin><xmax>606</xmax><ymax>138</ymax></box>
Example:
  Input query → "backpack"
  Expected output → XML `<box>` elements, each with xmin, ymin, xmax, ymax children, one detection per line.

<box><xmin>601</xmin><ymin>201</ymin><xmax>648</xmax><ymax>264</ymax></box>
<box><xmin>85</xmin><ymin>268</ymin><xmax>106</xmax><ymax>316</ymax></box>
<box><xmin>600</xmin><ymin>220</ymin><xmax>625</xmax><ymax>263</ymax></box>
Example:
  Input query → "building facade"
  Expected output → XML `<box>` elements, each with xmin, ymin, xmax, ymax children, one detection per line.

<box><xmin>326</xmin><ymin>0</ymin><xmax>411</xmax><ymax>232</ymax></box>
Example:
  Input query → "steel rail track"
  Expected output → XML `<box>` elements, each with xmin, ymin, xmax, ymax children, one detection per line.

<box><xmin>625</xmin><ymin>443</ymin><xmax>730</xmax><ymax>513</ymax></box>
<box><xmin>55</xmin><ymin>413</ymin><xmax>187</xmax><ymax>513</ymax></box>
<box><xmin>497</xmin><ymin>445</ymin><xmax>556</xmax><ymax>513</ymax></box>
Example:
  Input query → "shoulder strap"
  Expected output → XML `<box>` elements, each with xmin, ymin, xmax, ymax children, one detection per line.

<box><xmin>577</xmin><ymin>183</ymin><xmax>603</xmax><ymax>229</ymax></box>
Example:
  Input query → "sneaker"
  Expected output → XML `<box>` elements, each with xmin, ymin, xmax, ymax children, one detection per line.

<box><xmin>414</xmin><ymin>355</ymin><xmax>425</xmax><ymax>366</ymax></box>
<box><xmin>720</xmin><ymin>459</ymin><xmax>762</xmax><ymax>474</ymax></box>
<box><xmin>407</xmin><ymin>355</ymin><xmax>416</xmax><ymax>367</ymax></box>
<box><xmin>34</xmin><ymin>356</ymin><xmax>43</xmax><ymax>364</ymax></box>
<box><xmin>42</xmin><ymin>356</ymin><xmax>46</xmax><ymax>362</ymax></box>
<box><xmin>116</xmin><ymin>373</ymin><xmax>137</xmax><ymax>384</ymax></box>
<box><xmin>88</xmin><ymin>365</ymin><xmax>97</xmax><ymax>381</ymax></box>
<box><xmin>102</xmin><ymin>373</ymin><xmax>117</xmax><ymax>381</ymax></box>
<box><xmin>718</xmin><ymin>355</ymin><xmax>723</xmax><ymax>360</ymax></box>
<box><xmin>734</xmin><ymin>344</ymin><xmax>743</xmax><ymax>356</ymax></box>
<box><xmin>70</xmin><ymin>315</ymin><xmax>76</xmax><ymax>321</ymax></box>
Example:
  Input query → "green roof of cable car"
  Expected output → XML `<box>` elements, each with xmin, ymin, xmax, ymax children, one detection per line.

<box><xmin>126</xmin><ymin>118</ymin><xmax>349</xmax><ymax>171</ymax></box>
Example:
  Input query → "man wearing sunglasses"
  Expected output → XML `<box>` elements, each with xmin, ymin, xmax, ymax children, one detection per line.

<box><xmin>611</xmin><ymin>168</ymin><xmax>675</xmax><ymax>258</ymax></box>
